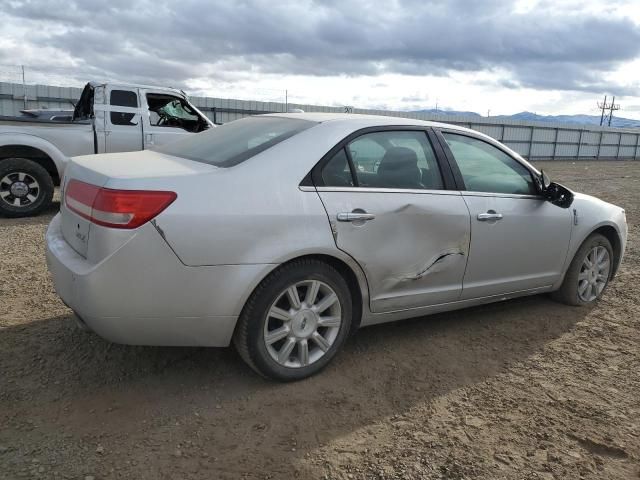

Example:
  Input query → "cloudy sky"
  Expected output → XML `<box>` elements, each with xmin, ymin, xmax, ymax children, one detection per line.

<box><xmin>1</xmin><ymin>0</ymin><xmax>639</xmax><ymax>118</ymax></box>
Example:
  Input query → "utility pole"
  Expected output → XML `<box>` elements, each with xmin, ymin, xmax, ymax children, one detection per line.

<box><xmin>608</xmin><ymin>96</ymin><xmax>619</xmax><ymax>127</ymax></box>
<box><xmin>598</xmin><ymin>95</ymin><xmax>620</xmax><ymax>127</ymax></box>
<box><xmin>21</xmin><ymin>65</ymin><xmax>27</xmax><ymax>109</ymax></box>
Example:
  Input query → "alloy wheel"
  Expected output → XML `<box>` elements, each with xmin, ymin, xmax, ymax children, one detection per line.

<box><xmin>577</xmin><ymin>245</ymin><xmax>610</xmax><ymax>302</ymax></box>
<box><xmin>263</xmin><ymin>280</ymin><xmax>342</xmax><ymax>368</ymax></box>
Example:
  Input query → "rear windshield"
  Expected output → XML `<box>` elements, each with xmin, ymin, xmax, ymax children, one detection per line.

<box><xmin>154</xmin><ymin>116</ymin><xmax>316</xmax><ymax>167</ymax></box>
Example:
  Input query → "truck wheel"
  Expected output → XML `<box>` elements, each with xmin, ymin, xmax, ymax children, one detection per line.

<box><xmin>0</xmin><ymin>158</ymin><xmax>54</xmax><ymax>218</ymax></box>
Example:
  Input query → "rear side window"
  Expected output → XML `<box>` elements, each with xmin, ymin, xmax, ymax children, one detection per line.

<box><xmin>110</xmin><ymin>90</ymin><xmax>138</xmax><ymax>107</ymax></box>
<box><xmin>320</xmin><ymin>130</ymin><xmax>443</xmax><ymax>190</ymax></box>
<box><xmin>322</xmin><ymin>149</ymin><xmax>354</xmax><ymax>187</ymax></box>
<box><xmin>155</xmin><ymin>116</ymin><xmax>316</xmax><ymax>167</ymax></box>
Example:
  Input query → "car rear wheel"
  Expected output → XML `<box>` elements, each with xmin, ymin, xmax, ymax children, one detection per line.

<box><xmin>234</xmin><ymin>259</ymin><xmax>352</xmax><ymax>381</ymax></box>
<box><xmin>552</xmin><ymin>233</ymin><xmax>613</xmax><ymax>306</ymax></box>
<box><xmin>0</xmin><ymin>158</ymin><xmax>54</xmax><ymax>218</ymax></box>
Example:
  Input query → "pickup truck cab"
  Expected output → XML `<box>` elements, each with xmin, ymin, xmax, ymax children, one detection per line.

<box><xmin>0</xmin><ymin>81</ymin><xmax>213</xmax><ymax>217</ymax></box>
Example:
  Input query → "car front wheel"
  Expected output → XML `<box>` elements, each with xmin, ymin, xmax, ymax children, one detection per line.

<box><xmin>552</xmin><ymin>233</ymin><xmax>613</xmax><ymax>306</ymax></box>
<box><xmin>234</xmin><ymin>259</ymin><xmax>353</xmax><ymax>381</ymax></box>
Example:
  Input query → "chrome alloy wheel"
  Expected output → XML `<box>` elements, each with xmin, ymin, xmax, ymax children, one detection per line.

<box><xmin>578</xmin><ymin>245</ymin><xmax>611</xmax><ymax>302</ymax></box>
<box><xmin>263</xmin><ymin>280</ymin><xmax>342</xmax><ymax>368</ymax></box>
<box><xmin>0</xmin><ymin>172</ymin><xmax>40</xmax><ymax>208</ymax></box>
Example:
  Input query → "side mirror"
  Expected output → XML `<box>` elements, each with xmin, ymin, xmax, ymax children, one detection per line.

<box><xmin>541</xmin><ymin>175</ymin><xmax>574</xmax><ymax>209</ymax></box>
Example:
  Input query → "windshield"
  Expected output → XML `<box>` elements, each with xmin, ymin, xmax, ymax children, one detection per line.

<box><xmin>154</xmin><ymin>116</ymin><xmax>316</xmax><ymax>167</ymax></box>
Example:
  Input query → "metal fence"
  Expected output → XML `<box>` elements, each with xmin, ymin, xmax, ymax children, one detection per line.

<box><xmin>1</xmin><ymin>81</ymin><xmax>638</xmax><ymax>160</ymax></box>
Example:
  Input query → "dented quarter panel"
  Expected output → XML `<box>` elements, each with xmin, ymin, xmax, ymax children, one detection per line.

<box><xmin>315</xmin><ymin>189</ymin><xmax>471</xmax><ymax>313</ymax></box>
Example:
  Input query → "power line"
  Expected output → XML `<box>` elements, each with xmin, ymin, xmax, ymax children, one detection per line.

<box><xmin>597</xmin><ymin>95</ymin><xmax>620</xmax><ymax>127</ymax></box>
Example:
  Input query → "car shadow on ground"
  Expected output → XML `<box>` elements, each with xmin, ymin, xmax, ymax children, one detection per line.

<box><xmin>0</xmin><ymin>293</ymin><xmax>590</xmax><ymax>477</ymax></box>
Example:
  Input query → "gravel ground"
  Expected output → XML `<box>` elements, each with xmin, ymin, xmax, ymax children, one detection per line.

<box><xmin>1</xmin><ymin>161</ymin><xmax>639</xmax><ymax>479</ymax></box>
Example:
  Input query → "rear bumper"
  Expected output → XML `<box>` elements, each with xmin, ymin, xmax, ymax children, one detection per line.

<box><xmin>45</xmin><ymin>213</ymin><xmax>274</xmax><ymax>347</ymax></box>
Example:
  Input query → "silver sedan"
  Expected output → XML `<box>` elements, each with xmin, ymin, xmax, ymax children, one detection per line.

<box><xmin>46</xmin><ymin>114</ymin><xmax>628</xmax><ymax>380</ymax></box>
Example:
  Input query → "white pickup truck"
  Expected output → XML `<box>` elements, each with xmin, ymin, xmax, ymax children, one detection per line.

<box><xmin>0</xmin><ymin>81</ymin><xmax>213</xmax><ymax>217</ymax></box>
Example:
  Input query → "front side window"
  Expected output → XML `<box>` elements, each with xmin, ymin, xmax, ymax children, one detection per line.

<box><xmin>146</xmin><ymin>94</ymin><xmax>206</xmax><ymax>133</ymax></box>
<box><xmin>154</xmin><ymin>116</ymin><xmax>316</xmax><ymax>167</ymax></box>
<box><xmin>323</xmin><ymin>131</ymin><xmax>443</xmax><ymax>189</ymax></box>
<box><xmin>442</xmin><ymin>133</ymin><xmax>536</xmax><ymax>195</ymax></box>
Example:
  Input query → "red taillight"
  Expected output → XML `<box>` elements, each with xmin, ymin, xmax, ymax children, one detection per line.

<box><xmin>65</xmin><ymin>180</ymin><xmax>177</xmax><ymax>229</ymax></box>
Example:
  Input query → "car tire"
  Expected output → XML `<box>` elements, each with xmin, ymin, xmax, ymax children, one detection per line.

<box><xmin>552</xmin><ymin>233</ymin><xmax>613</xmax><ymax>306</ymax></box>
<box><xmin>234</xmin><ymin>258</ymin><xmax>353</xmax><ymax>381</ymax></box>
<box><xmin>0</xmin><ymin>158</ymin><xmax>54</xmax><ymax>218</ymax></box>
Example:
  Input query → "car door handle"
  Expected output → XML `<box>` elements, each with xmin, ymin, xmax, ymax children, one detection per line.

<box><xmin>477</xmin><ymin>211</ymin><xmax>503</xmax><ymax>221</ymax></box>
<box><xmin>337</xmin><ymin>212</ymin><xmax>376</xmax><ymax>222</ymax></box>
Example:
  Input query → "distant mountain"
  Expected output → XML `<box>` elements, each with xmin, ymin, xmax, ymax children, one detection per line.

<box><xmin>412</xmin><ymin>108</ymin><xmax>482</xmax><ymax>117</ymax></box>
<box><xmin>494</xmin><ymin>112</ymin><xmax>640</xmax><ymax>129</ymax></box>
<box><xmin>411</xmin><ymin>108</ymin><xmax>640</xmax><ymax>128</ymax></box>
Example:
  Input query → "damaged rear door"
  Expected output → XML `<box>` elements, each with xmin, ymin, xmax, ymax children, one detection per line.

<box><xmin>314</xmin><ymin>128</ymin><xmax>471</xmax><ymax>313</ymax></box>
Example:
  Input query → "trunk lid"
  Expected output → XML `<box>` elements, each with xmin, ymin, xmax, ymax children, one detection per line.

<box><xmin>60</xmin><ymin>150</ymin><xmax>215</xmax><ymax>260</ymax></box>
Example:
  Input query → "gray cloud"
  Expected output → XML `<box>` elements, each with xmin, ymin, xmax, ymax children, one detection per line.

<box><xmin>2</xmin><ymin>0</ymin><xmax>639</xmax><ymax>96</ymax></box>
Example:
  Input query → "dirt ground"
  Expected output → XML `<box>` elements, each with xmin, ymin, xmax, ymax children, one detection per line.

<box><xmin>1</xmin><ymin>161</ymin><xmax>639</xmax><ymax>479</ymax></box>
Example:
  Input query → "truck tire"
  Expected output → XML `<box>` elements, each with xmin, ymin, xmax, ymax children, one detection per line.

<box><xmin>0</xmin><ymin>158</ymin><xmax>54</xmax><ymax>218</ymax></box>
